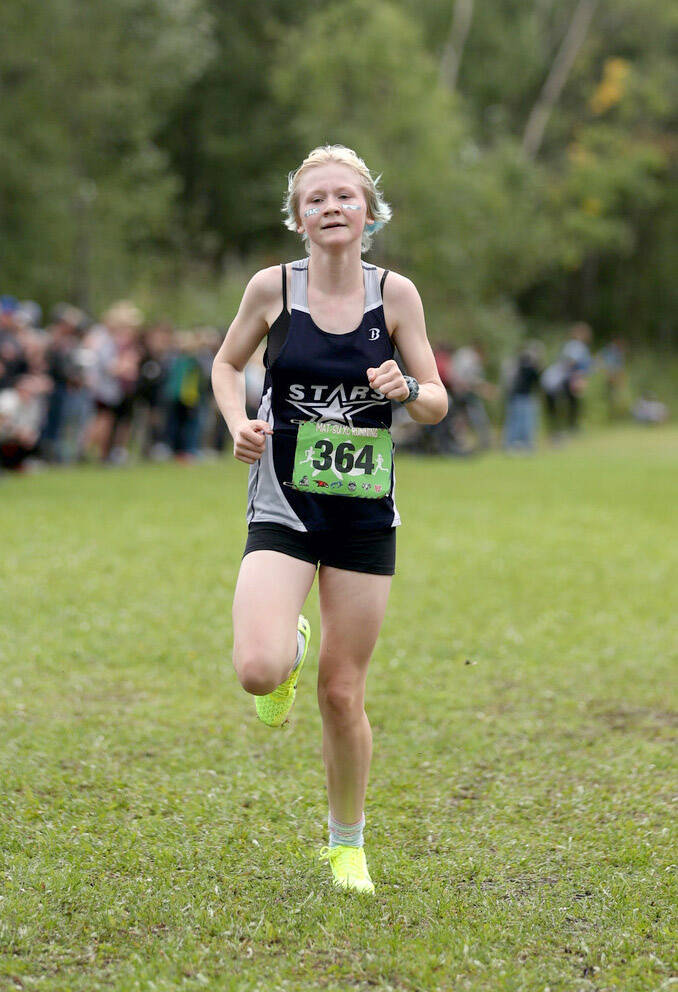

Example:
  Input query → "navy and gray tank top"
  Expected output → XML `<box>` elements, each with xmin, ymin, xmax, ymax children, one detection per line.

<box><xmin>247</xmin><ymin>257</ymin><xmax>401</xmax><ymax>533</ymax></box>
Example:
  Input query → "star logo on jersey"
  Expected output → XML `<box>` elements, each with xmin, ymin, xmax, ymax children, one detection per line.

<box><xmin>287</xmin><ymin>383</ymin><xmax>389</xmax><ymax>426</ymax></box>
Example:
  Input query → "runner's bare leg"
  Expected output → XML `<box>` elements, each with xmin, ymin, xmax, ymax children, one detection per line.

<box><xmin>316</xmin><ymin>567</ymin><xmax>392</xmax><ymax>825</ymax></box>
<box><xmin>232</xmin><ymin>551</ymin><xmax>316</xmax><ymax>694</ymax></box>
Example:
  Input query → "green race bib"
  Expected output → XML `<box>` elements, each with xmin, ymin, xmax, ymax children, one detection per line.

<box><xmin>292</xmin><ymin>421</ymin><xmax>392</xmax><ymax>499</ymax></box>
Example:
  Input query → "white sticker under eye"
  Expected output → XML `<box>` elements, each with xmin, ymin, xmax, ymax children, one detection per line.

<box><xmin>341</xmin><ymin>204</ymin><xmax>361</xmax><ymax>212</ymax></box>
<box><xmin>303</xmin><ymin>207</ymin><xmax>320</xmax><ymax>217</ymax></box>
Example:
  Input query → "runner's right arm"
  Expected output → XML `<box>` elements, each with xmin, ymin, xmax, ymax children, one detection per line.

<box><xmin>211</xmin><ymin>267</ymin><xmax>280</xmax><ymax>464</ymax></box>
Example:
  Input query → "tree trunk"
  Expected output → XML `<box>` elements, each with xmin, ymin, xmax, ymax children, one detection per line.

<box><xmin>439</xmin><ymin>0</ymin><xmax>474</xmax><ymax>92</ymax></box>
<box><xmin>522</xmin><ymin>0</ymin><xmax>598</xmax><ymax>159</ymax></box>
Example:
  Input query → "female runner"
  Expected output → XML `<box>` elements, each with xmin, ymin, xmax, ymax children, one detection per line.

<box><xmin>211</xmin><ymin>145</ymin><xmax>447</xmax><ymax>893</ymax></box>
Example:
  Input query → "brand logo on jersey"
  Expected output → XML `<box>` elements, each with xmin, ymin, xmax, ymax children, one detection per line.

<box><xmin>368</xmin><ymin>327</ymin><xmax>380</xmax><ymax>341</ymax></box>
<box><xmin>287</xmin><ymin>382</ymin><xmax>389</xmax><ymax>426</ymax></box>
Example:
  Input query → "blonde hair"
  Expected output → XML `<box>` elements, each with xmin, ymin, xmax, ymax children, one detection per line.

<box><xmin>283</xmin><ymin>145</ymin><xmax>392</xmax><ymax>254</ymax></box>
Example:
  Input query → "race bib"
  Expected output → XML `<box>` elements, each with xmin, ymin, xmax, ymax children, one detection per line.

<box><xmin>291</xmin><ymin>421</ymin><xmax>392</xmax><ymax>499</ymax></box>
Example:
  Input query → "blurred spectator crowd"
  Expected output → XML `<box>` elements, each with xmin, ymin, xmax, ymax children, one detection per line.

<box><xmin>0</xmin><ymin>294</ymin><xmax>668</xmax><ymax>474</ymax></box>
<box><xmin>400</xmin><ymin>323</ymin><xmax>666</xmax><ymax>455</ymax></box>
<box><xmin>0</xmin><ymin>296</ymin><xmax>247</xmax><ymax>473</ymax></box>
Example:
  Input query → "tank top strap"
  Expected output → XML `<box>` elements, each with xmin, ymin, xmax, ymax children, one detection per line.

<box><xmin>362</xmin><ymin>262</ymin><xmax>381</xmax><ymax>314</ymax></box>
<box><xmin>290</xmin><ymin>258</ymin><xmax>310</xmax><ymax>312</ymax></box>
<box><xmin>290</xmin><ymin>258</ymin><xmax>383</xmax><ymax>314</ymax></box>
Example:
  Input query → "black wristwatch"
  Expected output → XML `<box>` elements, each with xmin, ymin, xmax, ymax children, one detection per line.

<box><xmin>401</xmin><ymin>375</ymin><xmax>420</xmax><ymax>405</ymax></box>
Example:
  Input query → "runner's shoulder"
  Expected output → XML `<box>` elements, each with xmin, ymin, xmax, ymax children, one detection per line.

<box><xmin>245</xmin><ymin>265</ymin><xmax>284</xmax><ymax>305</ymax></box>
<box><xmin>379</xmin><ymin>269</ymin><xmax>422</xmax><ymax>308</ymax></box>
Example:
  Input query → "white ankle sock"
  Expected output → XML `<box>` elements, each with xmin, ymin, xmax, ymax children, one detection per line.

<box><xmin>290</xmin><ymin>628</ymin><xmax>305</xmax><ymax>672</ymax></box>
<box><xmin>328</xmin><ymin>811</ymin><xmax>365</xmax><ymax>848</ymax></box>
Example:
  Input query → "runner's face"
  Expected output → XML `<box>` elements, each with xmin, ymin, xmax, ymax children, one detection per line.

<box><xmin>297</xmin><ymin>164</ymin><xmax>372</xmax><ymax>249</ymax></box>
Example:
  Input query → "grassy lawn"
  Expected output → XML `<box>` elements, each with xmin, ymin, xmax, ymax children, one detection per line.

<box><xmin>1</xmin><ymin>428</ymin><xmax>676</xmax><ymax>991</ymax></box>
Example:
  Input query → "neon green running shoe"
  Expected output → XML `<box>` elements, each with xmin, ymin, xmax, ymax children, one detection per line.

<box><xmin>319</xmin><ymin>845</ymin><xmax>375</xmax><ymax>894</ymax></box>
<box><xmin>255</xmin><ymin>615</ymin><xmax>310</xmax><ymax>727</ymax></box>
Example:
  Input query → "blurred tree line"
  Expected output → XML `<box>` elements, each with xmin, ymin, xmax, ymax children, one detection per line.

<box><xmin>1</xmin><ymin>0</ymin><xmax>676</xmax><ymax>350</ymax></box>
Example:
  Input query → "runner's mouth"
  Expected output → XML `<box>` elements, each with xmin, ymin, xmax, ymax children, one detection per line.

<box><xmin>322</xmin><ymin>223</ymin><xmax>345</xmax><ymax>229</ymax></box>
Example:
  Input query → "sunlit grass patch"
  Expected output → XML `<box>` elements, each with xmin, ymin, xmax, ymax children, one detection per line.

<box><xmin>1</xmin><ymin>428</ymin><xmax>676</xmax><ymax>991</ymax></box>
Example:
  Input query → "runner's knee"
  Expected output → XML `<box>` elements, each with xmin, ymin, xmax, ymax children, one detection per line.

<box><xmin>318</xmin><ymin>677</ymin><xmax>364</xmax><ymax>722</ymax></box>
<box><xmin>233</xmin><ymin>647</ymin><xmax>289</xmax><ymax>695</ymax></box>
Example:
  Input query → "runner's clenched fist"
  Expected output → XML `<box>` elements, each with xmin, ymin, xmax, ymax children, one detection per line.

<box><xmin>233</xmin><ymin>419</ymin><xmax>273</xmax><ymax>464</ymax></box>
<box><xmin>366</xmin><ymin>360</ymin><xmax>409</xmax><ymax>402</ymax></box>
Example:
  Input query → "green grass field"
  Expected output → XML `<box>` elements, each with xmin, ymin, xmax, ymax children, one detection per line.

<box><xmin>1</xmin><ymin>428</ymin><xmax>677</xmax><ymax>992</ymax></box>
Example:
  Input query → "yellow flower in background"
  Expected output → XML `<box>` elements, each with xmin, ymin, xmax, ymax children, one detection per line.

<box><xmin>590</xmin><ymin>58</ymin><xmax>631</xmax><ymax>115</ymax></box>
<box><xmin>583</xmin><ymin>197</ymin><xmax>603</xmax><ymax>216</ymax></box>
<box><xmin>568</xmin><ymin>142</ymin><xmax>593</xmax><ymax>165</ymax></box>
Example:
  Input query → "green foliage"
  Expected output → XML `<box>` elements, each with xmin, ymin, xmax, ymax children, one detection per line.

<box><xmin>271</xmin><ymin>2</ymin><xmax>563</xmax><ymax>345</ymax></box>
<box><xmin>273</xmin><ymin>2</ymin><xmax>467</xmax><ymax>292</ymax></box>
<box><xmin>0</xmin><ymin>0</ymin><xmax>676</xmax><ymax>350</ymax></box>
<box><xmin>0</xmin><ymin>0</ymin><xmax>213</xmax><ymax>308</ymax></box>
<box><xmin>158</xmin><ymin>0</ymin><xmax>320</xmax><ymax>259</ymax></box>
<box><xmin>395</xmin><ymin>0</ymin><xmax>678</xmax><ymax>344</ymax></box>
<box><xmin>1</xmin><ymin>430</ymin><xmax>677</xmax><ymax>989</ymax></box>
<box><xmin>132</xmin><ymin>260</ymin><xmax>256</xmax><ymax>329</ymax></box>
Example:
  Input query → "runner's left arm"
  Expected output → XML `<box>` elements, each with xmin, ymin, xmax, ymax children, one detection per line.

<box><xmin>367</xmin><ymin>274</ymin><xmax>448</xmax><ymax>424</ymax></box>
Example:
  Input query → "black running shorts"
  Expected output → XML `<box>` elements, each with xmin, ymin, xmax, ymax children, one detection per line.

<box><xmin>243</xmin><ymin>523</ymin><xmax>396</xmax><ymax>576</ymax></box>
